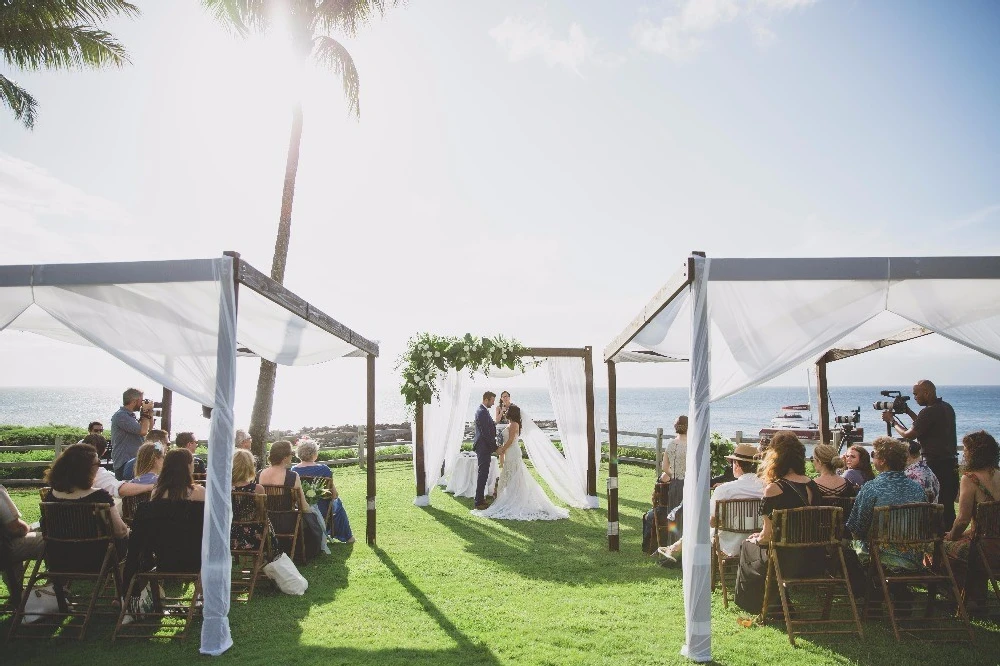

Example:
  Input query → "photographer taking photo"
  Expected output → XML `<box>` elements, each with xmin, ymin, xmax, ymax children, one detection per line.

<box><xmin>110</xmin><ymin>388</ymin><xmax>154</xmax><ymax>480</ymax></box>
<box><xmin>881</xmin><ymin>379</ymin><xmax>957</xmax><ymax>530</ymax></box>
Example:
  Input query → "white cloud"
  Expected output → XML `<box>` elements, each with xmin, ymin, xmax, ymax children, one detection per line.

<box><xmin>632</xmin><ymin>0</ymin><xmax>818</xmax><ymax>59</ymax></box>
<box><xmin>489</xmin><ymin>17</ymin><xmax>618</xmax><ymax>76</ymax></box>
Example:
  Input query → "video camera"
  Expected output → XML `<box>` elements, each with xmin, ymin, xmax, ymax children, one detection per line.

<box><xmin>873</xmin><ymin>390</ymin><xmax>909</xmax><ymax>414</ymax></box>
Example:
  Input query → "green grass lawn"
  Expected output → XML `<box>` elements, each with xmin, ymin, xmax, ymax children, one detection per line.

<box><xmin>3</xmin><ymin>461</ymin><xmax>1000</xmax><ymax>665</ymax></box>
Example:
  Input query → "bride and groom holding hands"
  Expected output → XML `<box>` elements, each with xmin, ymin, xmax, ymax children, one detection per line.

<box><xmin>470</xmin><ymin>391</ymin><xmax>568</xmax><ymax>521</ymax></box>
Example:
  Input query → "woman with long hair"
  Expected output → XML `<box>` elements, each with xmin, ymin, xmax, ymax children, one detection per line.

<box><xmin>812</xmin><ymin>444</ymin><xmax>856</xmax><ymax>499</ymax></box>
<box><xmin>841</xmin><ymin>445</ymin><xmax>876</xmax><ymax>487</ymax></box>
<box><xmin>471</xmin><ymin>404</ymin><xmax>569</xmax><ymax>521</ymax></box>
<box><xmin>152</xmin><ymin>448</ymin><xmax>205</xmax><ymax>502</ymax></box>
<box><xmin>734</xmin><ymin>431</ymin><xmax>823</xmax><ymax>615</ymax></box>
<box><xmin>944</xmin><ymin>431</ymin><xmax>1000</xmax><ymax>611</ymax></box>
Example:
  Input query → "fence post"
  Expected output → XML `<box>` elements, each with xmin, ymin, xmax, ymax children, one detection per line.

<box><xmin>357</xmin><ymin>425</ymin><xmax>365</xmax><ymax>470</ymax></box>
<box><xmin>655</xmin><ymin>428</ymin><xmax>664</xmax><ymax>477</ymax></box>
<box><xmin>734</xmin><ymin>430</ymin><xmax>743</xmax><ymax>444</ymax></box>
<box><xmin>53</xmin><ymin>436</ymin><xmax>63</xmax><ymax>458</ymax></box>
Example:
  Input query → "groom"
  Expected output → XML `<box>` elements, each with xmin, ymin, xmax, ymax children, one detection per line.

<box><xmin>474</xmin><ymin>391</ymin><xmax>498</xmax><ymax>510</ymax></box>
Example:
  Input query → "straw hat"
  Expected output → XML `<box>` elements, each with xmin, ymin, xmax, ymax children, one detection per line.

<box><xmin>724</xmin><ymin>443</ymin><xmax>760</xmax><ymax>463</ymax></box>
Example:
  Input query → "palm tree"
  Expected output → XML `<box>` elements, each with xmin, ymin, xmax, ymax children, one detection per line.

<box><xmin>204</xmin><ymin>0</ymin><xmax>394</xmax><ymax>461</ymax></box>
<box><xmin>0</xmin><ymin>0</ymin><xmax>139</xmax><ymax>129</ymax></box>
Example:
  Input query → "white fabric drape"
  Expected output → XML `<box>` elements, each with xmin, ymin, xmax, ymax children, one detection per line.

<box><xmin>681</xmin><ymin>255</ymin><xmax>712</xmax><ymax>662</ymax></box>
<box><xmin>547</xmin><ymin>358</ymin><xmax>599</xmax><ymax>508</ymax></box>
<box><xmin>412</xmin><ymin>369</ymin><xmax>471</xmax><ymax>505</ymax></box>
<box><xmin>200</xmin><ymin>259</ymin><xmax>237</xmax><ymax>656</ymax></box>
<box><xmin>519</xmin><ymin>412</ymin><xmax>591</xmax><ymax>509</ymax></box>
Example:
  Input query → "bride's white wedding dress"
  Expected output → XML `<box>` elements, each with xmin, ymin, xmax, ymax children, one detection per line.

<box><xmin>471</xmin><ymin>433</ymin><xmax>569</xmax><ymax>521</ymax></box>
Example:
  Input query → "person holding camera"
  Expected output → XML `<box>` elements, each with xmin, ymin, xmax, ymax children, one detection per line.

<box><xmin>110</xmin><ymin>388</ymin><xmax>153</xmax><ymax>480</ymax></box>
<box><xmin>881</xmin><ymin>379</ymin><xmax>957</xmax><ymax>530</ymax></box>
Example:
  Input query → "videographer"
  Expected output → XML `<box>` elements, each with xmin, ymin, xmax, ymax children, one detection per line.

<box><xmin>881</xmin><ymin>379</ymin><xmax>957</xmax><ymax>530</ymax></box>
<box><xmin>110</xmin><ymin>387</ymin><xmax>153</xmax><ymax>480</ymax></box>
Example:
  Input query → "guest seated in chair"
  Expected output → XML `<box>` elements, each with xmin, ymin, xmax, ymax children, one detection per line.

<box><xmin>175</xmin><ymin>432</ymin><xmax>206</xmax><ymax>474</ymax></box>
<box><xmin>734</xmin><ymin>431</ymin><xmax>824</xmax><ymax>614</ymax></box>
<box><xmin>1</xmin><ymin>484</ymin><xmax>43</xmax><ymax>609</ymax></box>
<box><xmin>43</xmin><ymin>444</ymin><xmax>130</xmax><ymax>540</ymax></box>
<box><xmin>131</xmin><ymin>442</ymin><xmax>165</xmax><ymax>485</ymax></box>
<box><xmin>659</xmin><ymin>443</ymin><xmax>764</xmax><ymax>566</ymax></box>
<box><xmin>944</xmin><ymin>430</ymin><xmax>1000</xmax><ymax>612</ymax></box>
<box><xmin>151</xmin><ymin>449</ymin><xmax>205</xmax><ymax>503</ymax></box>
<box><xmin>846</xmin><ymin>437</ymin><xmax>926</xmax><ymax>568</ymax></box>
<box><xmin>292</xmin><ymin>439</ymin><xmax>354</xmax><ymax>544</ymax></box>
<box><xmin>812</xmin><ymin>444</ymin><xmax>857</xmax><ymax>500</ymax></box>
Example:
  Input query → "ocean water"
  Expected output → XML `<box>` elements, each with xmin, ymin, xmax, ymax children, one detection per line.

<box><xmin>1</xmin><ymin>385</ymin><xmax>997</xmax><ymax>448</ymax></box>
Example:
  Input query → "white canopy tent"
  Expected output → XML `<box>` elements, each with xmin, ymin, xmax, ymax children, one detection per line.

<box><xmin>0</xmin><ymin>253</ymin><xmax>379</xmax><ymax>655</ymax></box>
<box><xmin>411</xmin><ymin>347</ymin><xmax>600</xmax><ymax>511</ymax></box>
<box><xmin>604</xmin><ymin>253</ymin><xmax>1000</xmax><ymax>662</ymax></box>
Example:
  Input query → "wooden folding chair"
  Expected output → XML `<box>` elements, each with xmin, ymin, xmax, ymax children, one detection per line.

<box><xmin>762</xmin><ymin>506</ymin><xmax>863</xmax><ymax>646</ymax></box>
<box><xmin>864</xmin><ymin>503</ymin><xmax>973</xmax><ymax>643</ymax></box>
<box><xmin>299</xmin><ymin>475</ymin><xmax>334</xmax><ymax>533</ymax></box>
<box><xmin>113</xmin><ymin>500</ymin><xmax>204</xmax><ymax>641</ymax></box>
<box><xmin>261</xmin><ymin>485</ymin><xmax>309</xmax><ymax>564</ymax></box>
<box><xmin>231</xmin><ymin>492</ymin><xmax>270</xmax><ymax>602</ymax></box>
<box><xmin>119</xmin><ymin>491</ymin><xmax>152</xmax><ymax>527</ymax></box>
<box><xmin>965</xmin><ymin>500</ymin><xmax>1000</xmax><ymax>615</ymax></box>
<box><xmin>8</xmin><ymin>502</ymin><xmax>124</xmax><ymax>640</ymax></box>
<box><xmin>712</xmin><ymin>498</ymin><xmax>763</xmax><ymax>608</ymax></box>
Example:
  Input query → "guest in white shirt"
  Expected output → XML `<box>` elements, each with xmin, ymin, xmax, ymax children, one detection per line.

<box><xmin>659</xmin><ymin>443</ymin><xmax>764</xmax><ymax>565</ymax></box>
<box><xmin>81</xmin><ymin>434</ymin><xmax>153</xmax><ymax>499</ymax></box>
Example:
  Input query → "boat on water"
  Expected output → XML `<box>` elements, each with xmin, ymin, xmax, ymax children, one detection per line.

<box><xmin>758</xmin><ymin>403</ymin><xmax>864</xmax><ymax>444</ymax></box>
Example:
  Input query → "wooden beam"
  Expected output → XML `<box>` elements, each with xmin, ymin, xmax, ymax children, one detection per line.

<box><xmin>603</xmin><ymin>259</ymin><xmax>693</xmax><ymax>362</ymax></box>
<box><xmin>607</xmin><ymin>360</ymin><xmax>619</xmax><ymax>552</ymax></box>
<box><xmin>584</xmin><ymin>347</ymin><xmax>597</xmax><ymax>496</ymax></box>
<box><xmin>519</xmin><ymin>347</ymin><xmax>588</xmax><ymax>358</ymax></box>
<box><xmin>816</xmin><ymin>360</ymin><xmax>830</xmax><ymax>446</ymax></box>
<box><xmin>414</xmin><ymin>401</ymin><xmax>426</xmax><ymax>498</ymax></box>
<box><xmin>366</xmin><ymin>353</ymin><xmax>377</xmax><ymax>545</ymax></box>
<box><xmin>236</xmin><ymin>259</ymin><xmax>379</xmax><ymax>357</ymax></box>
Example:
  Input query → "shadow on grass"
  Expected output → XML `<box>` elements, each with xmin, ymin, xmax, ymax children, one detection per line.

<box><xmin>371</xmin><ymin>546</ymin><xmax>500</xmax><ymax>665</ymax></box>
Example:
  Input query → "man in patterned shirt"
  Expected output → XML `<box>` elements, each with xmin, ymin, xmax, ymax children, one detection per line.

<box><xmin>904</xmin><ymin>441</ymin><xmax>940</xmax><ymax>504</ymax></box>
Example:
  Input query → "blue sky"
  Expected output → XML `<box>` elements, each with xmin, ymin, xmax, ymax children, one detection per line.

<box><xmin>1</xmin><ymin>0</ymin><xmax>999</xmax><ymax>425</ymax></box>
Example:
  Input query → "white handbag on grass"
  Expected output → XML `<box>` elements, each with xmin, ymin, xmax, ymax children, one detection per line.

<box><xmin>263</xmin><ymin>553</ymin><xmax>308</xmax><ymax>595</ymax></box>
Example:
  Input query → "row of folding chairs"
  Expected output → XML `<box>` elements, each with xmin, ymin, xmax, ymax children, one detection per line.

<box><xmin>4</xmin><ymin>478</ymin><xmax>334</xmax><ymax>641</ymax></box>
<box><xmin>711</xmin><ymin>498</ymin><xmax>1000</xmax><ymax>646</ymax></box>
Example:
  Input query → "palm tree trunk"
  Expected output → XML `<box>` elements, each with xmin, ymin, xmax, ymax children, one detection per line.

<box><xmin>248</xmin><ymin>103</ymin><xmax>304</xmax><ymax>463</ymax></box>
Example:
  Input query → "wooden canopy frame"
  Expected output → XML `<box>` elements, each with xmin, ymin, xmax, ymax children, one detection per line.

<box><xmin>412</xmin><ymin>346</ymin><xmax>598</xmax><ymax>502</ymax></box>
<box><xmin>158</xmin><ymin>251</ymin><xmax>380</xmax><ymax>545</ymax></box>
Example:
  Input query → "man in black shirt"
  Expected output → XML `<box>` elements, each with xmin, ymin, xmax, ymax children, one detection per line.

<box><xmin>882</xmin><ymin>379</ymin><xmax>957</xmax><ymax>530</ymax></box>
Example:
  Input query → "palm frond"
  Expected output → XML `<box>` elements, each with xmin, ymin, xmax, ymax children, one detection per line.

<box><xmin>312</xmin><ymin>0</ymin><xmax>397</xmax><ymax>38</ymax></box>
<box><xmin>1</xmin><ymin>24</ymin><xmax>130</xmax><ymax>70</ymax></box>
<box><xmin>0</xmin><ymin>73</ymin><xmax>38</xmax><ymax>129</ymax></box>
<box><xmin>312</xmin><ymin>35</ymin><xmax>359</xmax><ymax>118</ymax></box>
<box><xmin>201</xmin><ymin>0</ymin><xmax>269</xmax><ymax>36</ymax></box>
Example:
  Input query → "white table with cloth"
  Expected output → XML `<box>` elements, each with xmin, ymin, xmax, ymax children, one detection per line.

<box><xmin>444</xmin><ymin>451</ymin><xmax>500</xmax><ymax>498</ymax></box>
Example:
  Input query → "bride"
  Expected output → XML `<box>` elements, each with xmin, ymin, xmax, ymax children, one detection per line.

<box><xmin>471</xmin><ymin>404</ymin><xmax>569</xmax><ymax>521</ymax></box>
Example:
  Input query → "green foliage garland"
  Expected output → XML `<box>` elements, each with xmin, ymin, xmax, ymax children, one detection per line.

<box><xmin>398</xmin><ymin>333</ymin><xmax>529</xmax><ymax>407</ymax></box>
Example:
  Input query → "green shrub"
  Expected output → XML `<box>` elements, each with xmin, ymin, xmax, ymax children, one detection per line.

<box><xmin>0</xmin><ymin>425</ymin><xmax>87</xmax><ymax>447</ymax></box>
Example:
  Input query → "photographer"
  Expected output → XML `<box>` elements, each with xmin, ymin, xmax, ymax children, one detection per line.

<box><xmin>110</xmin><ymin>388</ymin><xmax>153</xmax><ymax>480</ymax></box>
<box><xmin>881</xmin><ymin>379</ymin><xmax>957</xmax><ymax>530</ymax></box>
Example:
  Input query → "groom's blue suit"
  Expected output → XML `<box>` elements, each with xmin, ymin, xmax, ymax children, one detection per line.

<box><xmin>473</xmin><ymin>402</ymin><xmax>497</xmax><ymax>505</ymax></box>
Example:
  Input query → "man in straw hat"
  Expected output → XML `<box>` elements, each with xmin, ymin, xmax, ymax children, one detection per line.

<box><xmin>659</xmin><ymin>443</ymin><xmax>764</xmax><ymax>566</ymax></box>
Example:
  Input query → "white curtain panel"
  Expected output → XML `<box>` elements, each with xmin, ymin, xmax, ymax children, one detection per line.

<box><xmin>547</xmin><ymin>357</ymin><xmax>599</xmax><ymax>508</ymax></box>
<box><xmin>520</xmin><ymin>412</ymin><xmax>592</xmax><ymax>509</ymax></box>
<box><xmin>32</xmin><ymin>280</ymin><xmax>225</xmax><ymax>407</ymax></box>
<box><xmin>706</xmin><ymin>278</ymin><xmax>888</xmax><ymax>401</ymax></box>
<box><xmin>412</xmin><ymin>368</ymin><xmax>471</xmax><ymax>505</ymax></box>
<box><xmin>235</xmin><ymin>288</ymin><xmax>358</xmax><ymax>366</ymax></box>
<box><xmin>0</xmin><ymin>285</ymin><xmax>32</xmax><ymax>330</ymax></box>
<box><xmin>889</xmin><ymin>278</ymin><xmax>1000</xmax><ymax>360</ymax></box>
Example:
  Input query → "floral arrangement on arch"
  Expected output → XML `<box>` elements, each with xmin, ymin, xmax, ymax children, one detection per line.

<box><xmin>398</xmin><ymin>333</ymin><xmax>529</xmax><ymax>407</ymax></box>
